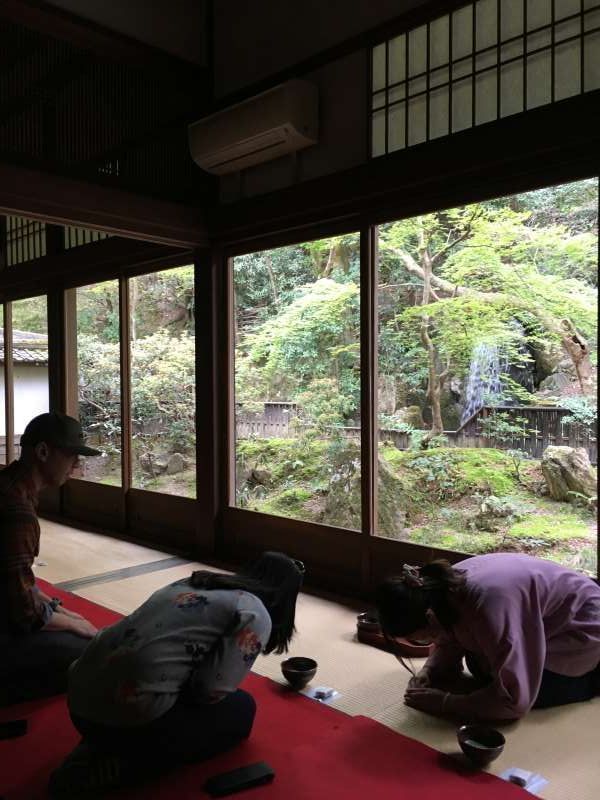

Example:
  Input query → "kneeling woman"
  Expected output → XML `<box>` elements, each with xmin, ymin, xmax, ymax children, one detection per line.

<box><xmin>375</xmin><ymin>553</ymin><xmax>600</xmax><ymax>721</ymax></box>
<box><xmin>50</xmin><ymin>552</ymin><xmax>304</xmax><ymax>797</ymax></box>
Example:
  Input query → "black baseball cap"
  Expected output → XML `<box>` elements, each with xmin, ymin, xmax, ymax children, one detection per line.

<box><xmin>20</xmin><ymin>412</ymin><xmax>101</xmax><ymax>456</ymax></box>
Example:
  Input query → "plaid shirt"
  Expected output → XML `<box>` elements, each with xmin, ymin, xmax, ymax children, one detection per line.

<box><xmin>0</xmin><ymin>461</ymin><xmax>52</xmax><ymax>634</ymax></box>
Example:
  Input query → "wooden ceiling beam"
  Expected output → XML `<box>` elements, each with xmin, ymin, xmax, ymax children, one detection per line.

<box><xmin>0</xmin><ymin>162</ymin><xmax>208</xmax><ymax>247</ymax></box>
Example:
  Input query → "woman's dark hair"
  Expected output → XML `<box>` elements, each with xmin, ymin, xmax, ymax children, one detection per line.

<box><xmin>189</xmin><ymin>551</ymin><xmax>304</xmax><ymax>655</ymax></box>
<box><xmin>374</xmin><ymin>560</ymin><xmax>465</xmax><ymax>639</ymax></box>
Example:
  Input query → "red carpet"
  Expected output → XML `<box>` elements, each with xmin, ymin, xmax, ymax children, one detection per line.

<box><xmin>0</xmin><ymin>580</ymin><xmax>527</xmax><ymax>799</ymax></box>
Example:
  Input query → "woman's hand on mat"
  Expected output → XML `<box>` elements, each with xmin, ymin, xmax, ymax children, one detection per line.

<box><xmin>404</xmin><ymin>687</ymin><xmax>448</xmax><ymax>714</ymax></box>
<box><xmin>408</xmin><ymin>668</ymin><xmax>431</xmax><ymax>689</ymax></box>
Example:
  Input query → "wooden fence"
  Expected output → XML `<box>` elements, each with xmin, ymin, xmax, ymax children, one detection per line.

<box><xmin>236</xmin><ymin>404</ymin><xmax>597</xmax><ymax>464</ymax></box>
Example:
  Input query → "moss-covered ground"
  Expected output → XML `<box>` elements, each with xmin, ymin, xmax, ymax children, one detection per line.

<box><xmin>235</xmin><ymin>439</ymin><xmax>597</xmax><ymax>575</ymax></box>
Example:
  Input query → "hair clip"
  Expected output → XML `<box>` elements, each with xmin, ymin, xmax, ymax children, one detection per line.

<box><xmin>401</xmin><ymin>564</ymin><xmax>424</xmax><ymax>588</ymax></box>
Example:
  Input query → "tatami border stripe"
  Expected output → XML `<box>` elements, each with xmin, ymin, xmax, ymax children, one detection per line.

<box><xmin>54</xmin><ymin>556</ymin><xmax>191</xmax><ymax>591</ymax></box>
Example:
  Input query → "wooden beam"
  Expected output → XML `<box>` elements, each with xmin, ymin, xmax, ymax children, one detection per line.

<box><xmin>3</xmin><ymin>301</ymin><xmax>14</xmax><ymax>463</ymax></box>
<box><xmin>0</xmin><ymin>236</ymin><xmax>191</xmax><ymax>300</ymax></box>
<box><xmin>0</xmin><ymin>163</ymin><xmax>208</xmax><ymax>247</ymax></box>
<box><xmin>211</xmin><ymin>91</ymin><xmax>600</xmax><ymax>247</ymax></box>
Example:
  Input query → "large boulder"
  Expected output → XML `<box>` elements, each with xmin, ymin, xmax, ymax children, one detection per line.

<box><xmin>538</xmin><ymin>372</ymin><xmax>571</xmax><ymax>393</ymax></box>
<box><xmin>541</xmin><ymin>446</ymin><xmax>597</xmax><ymax>502</ymax></box>
<box><xmin>534</xmin><ymin>341</ymin><xmax>563</xmax><ymax>380</ymax></box>
<box><xmin>395</xmin><ymin>405</ymin><xmax>425</xmax><ymax>428</ymax></box>
<box><xmin>166</xmin><ymin>452</ymin><xmax>187</xmax><ymax>475</ymax></box>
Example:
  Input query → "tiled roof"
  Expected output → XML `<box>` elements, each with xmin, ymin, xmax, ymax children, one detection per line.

<box><xmin>0</xmin><ymin>330</ymin><xmax>48</xmax><ymax>364</ymax></box>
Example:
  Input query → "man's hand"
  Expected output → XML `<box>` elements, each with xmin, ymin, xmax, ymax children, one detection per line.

<box><xmin>70</xmin><ymin>618</ymin><xmax>98</xmax><ymax>638</ymax></box>
<box><xmin>56</xmin><ymin>607</ymin><xmax>85</xmax><ymax>621</ymax></box>
<box><xmin>407</xmin><ymin>667</ymin><xmax>431</xmax><ymax>689</ymax></box>
<box><xmin>43</xmin><ymin>610</ymin><xmax>98</xmax><ymax>638</ymax></box>
<box><xmin>404</xmin><ymin>687</ymin><xmax>449</xmax><ymax>715</ymax></box>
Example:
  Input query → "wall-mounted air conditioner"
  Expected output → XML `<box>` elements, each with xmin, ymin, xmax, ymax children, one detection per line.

<box><xmin>188</xmin><ymin>79</ymin><xmax>318</xmax><ymax>175</ymax></box>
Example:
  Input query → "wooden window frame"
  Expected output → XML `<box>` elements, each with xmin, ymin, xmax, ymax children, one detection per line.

<box><xmin>218</xmin><ymin>168</ymin><xmax>599</xmax><ymax>592</ymax></box>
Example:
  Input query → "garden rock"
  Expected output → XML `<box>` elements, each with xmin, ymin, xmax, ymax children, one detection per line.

<box><xmin>471</xmin><ymin>495</ymin><xmax>521</xmax><ymax>532</ymax></box>
<box><xmin>153</xmin><ymin>456</ymin><xmax>169</xmax><ymax>474</ymax></box>
<box><xmin>533</xmin><ymin>341</ymin><xmax>563</xmax><ymax>379</ymax></box>
<box><xmin>166</xmin><ymin>453</ymin><xmax>186</xmax><ymax>475</ymax></box>
<box><xmin>140</xmin><ymin>453</ymin><xmax>167</xmax><ymax>476</ymax></box>
<box><xmin>538</xmin><ymin>372</ymin><xmax>571</xmax><ymax>393</ymax></box>
<box><xmin>249</xmin><ymin>468</ymin><xmax>272</xmax><ymax>487</ymax></box>
<box><xmin>541</xmin><ymin>446</ymin><xmax>597</xmax><ymax>501</ymax></box>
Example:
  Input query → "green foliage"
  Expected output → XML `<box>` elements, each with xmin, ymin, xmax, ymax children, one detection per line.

<box><xmin>236</xmin><ymin>278</ymin><xmax>360</xmax><ymax>416</ymax></box>
<box><xmin>130</xmin><ymin>330</ymin><xmax>195</xmax><ymax>452</ymax></box>
<box><xmin>407</xmin><ymin>451</ymin><xmax>460</xmax><ymax>499</ymax></box>
<box><xmin>478</xmin><ymin>412</ymin><xmax>532</xmax><ymax>442</ymax></box>
<box><xmin>77</xmin><ymin>333</ymin><xmax>120</xmax><ymax>451</ymax></box>
<box><xmin>11</xmin><ymin>296</ymin><xmax>47</xmax><ymax>334</ymax></box>
<box><xmin>506</xmin><ymin>448</ymin><xmax>530</xmax><ymax>483</ymax></box>
<box><xmin>558</xmin><ymin>395</ymin><xmax>597</xmax><ymax>430</ymax></box>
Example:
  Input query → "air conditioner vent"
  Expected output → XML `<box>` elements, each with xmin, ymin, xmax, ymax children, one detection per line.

<box><xmin>189</xmin><ymin>80</ymin><xmax>318</xmax><ymax>175</ymax></box>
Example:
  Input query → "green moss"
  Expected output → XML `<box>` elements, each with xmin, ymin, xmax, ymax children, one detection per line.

<box><xmin>452</xmin><ymin>448</ymin><xmax>517</xmax><ymax>495</ymax></box>
<box><xmin>237</xmin><ymin>437</ymin><xmax>329</xmax><ymax>484</ymax></box>
<box><xmin>408</xmin><ymin>525</ymin><xmax>497</xmax><ymax>554</ymax></box>
<box><xmin>506</xmin><ymin>510</ymin><xmax>593</xmax><ymax>543</ymax></box>
<box><xmin>258</xmin><ymin>487</ymin><xmax>314</xmax><ymax>519</ymax></box>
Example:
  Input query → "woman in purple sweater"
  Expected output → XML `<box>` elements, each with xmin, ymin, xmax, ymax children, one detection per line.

<box><xmin>375</xmin><ymin>553</ymin><xmax>600</xmax><ymax>721</ymax></box>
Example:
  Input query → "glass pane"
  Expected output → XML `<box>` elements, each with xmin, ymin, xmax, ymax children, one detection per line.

<box><xmin>407</xmin><ymin>94</ymin><xmax>427</xmax><ymax>145</ymax></box>
<box><xmin>11</xmin><ymin>296</ymin><xmax>49</xmax><ymax>459</ymax></box>
<box><xmin>501</xmin><ymin>0</ymin><xmax>524</xmax><ymax>41</ymax></box>
<box><xmin>555</xmin><ymin>39</ymin><xmax>581</xmax><ymax>100</ymax></box>
<box><xmin>501</xmin><ymin>58</ymin><xmax>524</xmax><ymax>116</ymax></box>
<box><xmin>429</xmin><ymin>85</ymin><xmax>449</xmax><ymax>139</ymax></box>
<box><xmin>408</xmin><ymin>25</ymin><xmax>427</xmax><ymax>78</ymax></box>
<box><xmin>388</xmin><ymin>102</ymin><xmax>406</xmax><ymax>152</ymax></box>
<box><xmin>584</xmin><ymin>31</ymin><xmax>600</xmax><ymax>91</ymax></box>
<box><xmin>233</xmin><ymin>234</ymin><xmax>361</xmax><ymax>530</ymax></box>
<box><xmin>130</xmin><ymin>266</ymin><xmax>196</xmax><ymax>497</ymax></box>
<box><xmin>76</xmin><ymin>281</ymin><xmax>121</xmax><ymax>485</ymax></box>
<box><xmin>451</xmin><ymin>75</ymin><xmax>473</xmax><ymax>131</ymax></box>
<box><xmin>527</xmin><ymin>0</ymin><xmax>551</xmax><ymax>31</ymax></box>
<box><xmin>388</xmin><ymin>34</ymin><xmax>406</xmax><ymax>86</ymax></box>
<box><xmin>371</xmin><ymin>109</ymin><xmax>386</xmax><ymax>157</ymax></box>
<box><xmin>372</xmin><ymin>43</ymin><xmax>386</xmax><ymax>92</ymax></box>
<box><xmin>477</xmin><ymin>0</ymin><xmax>498</xmax><ymax>50</ymax></box>
<box><xmin>527</xmin><ymin>49</ymin><xmax>552</xmax><ymax>108</ymax></box>
<box><xmin>430</xmin><ymin>15</ymin><xmax>449</xmax><ymax>70</ymax></box>
<box><xmin>376</xmin><ymin>178</ymin><xmax>598</xmax><ymax>577</ymax></box>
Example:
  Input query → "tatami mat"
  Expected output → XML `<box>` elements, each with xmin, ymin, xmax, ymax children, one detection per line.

<box><xmin>40</xmin><ymin>522</ymin><xmax>599</xmax><ymax>800</ymax></box>
<box><xmin>36</xmin><ymin>520</ymin><xmax>170</xmax><ymax>584</ymax></box>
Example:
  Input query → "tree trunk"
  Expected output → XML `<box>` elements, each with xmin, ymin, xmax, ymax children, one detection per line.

<box><xmin>417</xmin><ymin>226</ymin><xmax>446</xmax><ymax>441</ymax></box>
<box><xmin>265</xmin><ymin>252</ymin><xmax>279</xmax><ymax>306</ymax></box>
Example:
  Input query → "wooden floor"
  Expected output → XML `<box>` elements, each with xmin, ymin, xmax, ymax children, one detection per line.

<box><xmin>36</xmin><ymin>518</ymin><xmax>599</xmax><ymax>800</ymax></box>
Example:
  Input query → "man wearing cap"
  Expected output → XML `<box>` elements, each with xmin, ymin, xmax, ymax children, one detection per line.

<box><xmin>0</xmin><ymin>412</ymin><xmax>101</xmax><ymax>706</ymax></box>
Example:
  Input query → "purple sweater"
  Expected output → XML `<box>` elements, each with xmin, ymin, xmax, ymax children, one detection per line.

<box><xmin>427</xmin><ymin>554</ymin><xmax>600</xmax><ymax>720</ymax></box>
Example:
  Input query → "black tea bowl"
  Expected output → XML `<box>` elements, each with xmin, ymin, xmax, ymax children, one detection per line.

<box><xmin>457</xmin><ymin>725</ymin><xmax>505</xmax><ymax>767</ymax></box>
<box><xmin>281</xmin><ymin>656</ymin><xmax>318</xmax><ymax>690</ymax></box>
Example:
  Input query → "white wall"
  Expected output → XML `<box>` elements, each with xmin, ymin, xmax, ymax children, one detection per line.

<box><xmin>0</xmin><ymin>366</ymin><xmax>49</xmax><ymax>436</ymax></box>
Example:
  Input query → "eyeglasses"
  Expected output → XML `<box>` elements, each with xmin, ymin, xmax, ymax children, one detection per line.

<box><xmin>293</xmin><ymin>559</ymin><xmax>306</xmax><ymax>575</ymax></box>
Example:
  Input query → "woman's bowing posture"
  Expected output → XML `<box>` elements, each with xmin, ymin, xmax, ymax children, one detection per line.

<box><xmin>375</xmin><ymin>553</ymin><xmax>600</xmax><ymax>722</ymax></box>
<box><xmin>49</xmin><ymin>551</ymin><xmax>304</xmax><ymax>798</ymax></box>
